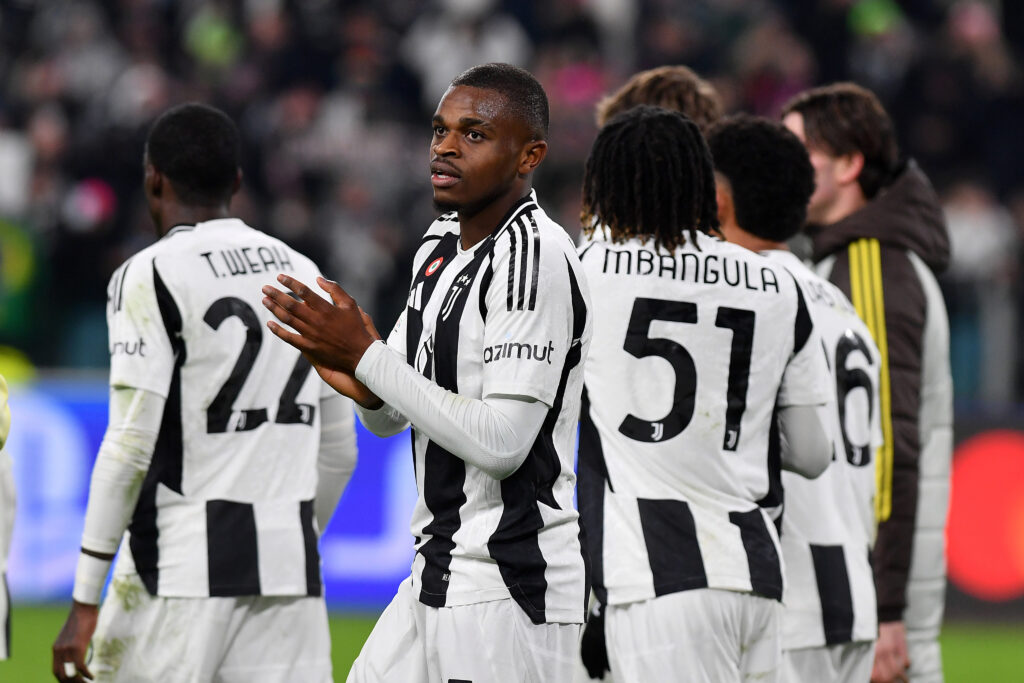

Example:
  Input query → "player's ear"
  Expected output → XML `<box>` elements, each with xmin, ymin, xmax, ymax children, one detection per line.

<box><xmin>714</xmin><ymin>172</ymin><xmax>734</xmax><ymax>228</ymax></box>
<box><xmin>231</xmin><ymin>168</ymin><xmax>242</xmax><ymax>196</ymax></box>
<box><xmin>144</xmin><ymin>163</ymin><xmax>162</xmax><ymax>198</ymax></box>
<box><xmin>518</xmin><ymin>139</ymin><xmax>548</xmax><ymax>176</ymax></box>
<box><xmin>835</xmin><ymin>151</ymin><xmax>864</xmax><ymax>186</ymax></box>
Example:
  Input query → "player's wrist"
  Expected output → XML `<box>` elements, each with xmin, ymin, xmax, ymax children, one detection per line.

<box><xmin>71</xmin><ymin>551</ymin><xmax>113</xmax><ymax>606</ymax></box>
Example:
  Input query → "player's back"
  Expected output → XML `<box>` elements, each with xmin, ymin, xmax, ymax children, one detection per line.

<box><xmin>578</xmin><ymin>231</ymin><xmax>829</xmax><ymax>605</ymax></box>
<box><xmin>766</xmin><ymin>250</ymin><xmax>880</xmax><ymax>648</ymax></box>
<box><xmin>107</xmin><ymin>218</ymin><xmax>330</xmax><ymax>597</ymax></box>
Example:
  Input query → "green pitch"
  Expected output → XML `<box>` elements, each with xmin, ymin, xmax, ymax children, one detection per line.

<box><xmin>3</xmin><ymin>604</ymin><xmax>1023</xmax><ymax>681</ymax></box>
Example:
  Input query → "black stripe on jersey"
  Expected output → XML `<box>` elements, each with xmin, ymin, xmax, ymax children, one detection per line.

<box><xmin>478</xmin><ymin>252</ymin><xmax>494</xmax><ymax>321</ymax></box>
<box><xmin>300</xmin><ymin>499</ymin><xmax>321</xmax><ymax>597</ymax></box>
<box><xmin>111</xmin><ymin>259</ymin><xmax>133</xmax><ymax>312</ymax></box>
<box><xmin>577</xmin><ymin>387</ymin><xmax>611</xmax><ymax>605</ymax></box>
<box><xmin>494</xmin><ymin>197</ymin><xmax>539</xmax><ymax>311</ymax></box>
<box><xmin>638</xmin><ymin>499</ymin><xmax>708</xmax><ymax>595</ymax></box>
<box><xmin>406</xmin><ymin>233</ymin><xmax>459</xmax><ymax>368</ymax></box>
<box><xmin>506</xmin><ymin>225</ymin><xmax>518</xmax><ymax>311</ymax></box>
<box><xmin>728</xmin><ymin>509</ymin><xmax>783</xmax><ymax>601</ymax></box>
<box><xmin>577</xmin><ymin>240</ymin><xmax>598</xmax><ymax>261</ymax></box>
<box><xmin>436</xmin><ymin>212</ymin><xmax>458</xmax><ymax>223</ymax></box>
<box><xmin>516</xmin><ymin>217</ymin><xmax>530</xmax><ymax>310</ymax></box>
<box><xmin>206</xmin><ymin>500</ymin><xmax>261</xmax><ymax>596</ymax></box>
<box><xmin>528</xmin><ymin>215</ymin><xmax>540</xmax><ymax>310</ymax></box>
<box><xmin>418</xmin><ymin>240</ymin><xmax>496</xmax><ymax>608</ymax></box>
<box><xmin>489</xmin><ymin>256</ymin><xmax>588</xmax><ymax>624</ymax></box>
<box><xmin>811</xmin><ymin>544</ymin><xmax>855</xmax><ymax>644</ymax></box>
<box><xmin>130</xmin><ymin>263</ymin><xmax>186</xmax><ymax>595</ymax></box>
<box><xmin>757</xmin><ymin>403</ymin><xmax>784</xmax><ymax>533</ymax></box>
<box><xmin>793</xmin><ymin>277</ymin><xmax>813</xmax><ymax>353</ymax></box>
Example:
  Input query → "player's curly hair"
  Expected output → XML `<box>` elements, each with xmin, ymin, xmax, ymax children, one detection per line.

<box><xmin>146</xmin><ymin>103</ymin><xmax>240</xmax><ymax>206</ymax></box>
<box><xmin>581</xmin><ymin>105</ymin><xmax>719</xmax><ymax>252</ymax></box>
<box><xmin>706</xmin><ymin>114</ymin><xmax>815</xmax><ymax>242</ymax></box>
<box><xmin>595</xmin><ymin>65</ymin><xmax>723</xmax><ymax>130</ymax></box>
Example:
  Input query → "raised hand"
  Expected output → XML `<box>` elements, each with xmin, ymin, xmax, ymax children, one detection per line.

<box><xmin>262</xmin><ymin>275</ymin><xmax>376</xmax><ymax>375</ymax></box>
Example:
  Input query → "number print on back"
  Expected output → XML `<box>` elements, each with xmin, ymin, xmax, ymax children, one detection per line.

<box><xmin>203</xmin><ymin>297</ymin><xmax>316</xmax><ymax>433</ymax></box>
<box><xmin>618</xmin><ymin>297</ymin><xmax>756</xmax><ymax>449</ymax></box>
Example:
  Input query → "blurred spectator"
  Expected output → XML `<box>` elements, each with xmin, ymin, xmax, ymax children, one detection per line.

<box><xmin>0</xmin><ymin>0</ymin><xmax>1020</xmax><ymax>406</ymax></box>
<box><xmin>941</xmin><ymin>180</ymin><xmax>1019</xmax><ymax>404</ymax></box>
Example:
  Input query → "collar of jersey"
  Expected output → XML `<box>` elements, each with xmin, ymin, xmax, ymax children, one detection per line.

<box><xmin>455</xmin><ymin>189</ymin><xmax>539</xmax><ymax>257</ymax></box>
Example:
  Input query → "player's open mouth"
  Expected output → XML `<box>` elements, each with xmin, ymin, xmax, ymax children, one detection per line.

<box><xmin>431</xmin><ymin>172</ymin><xmax>459</xmax><ymax>188</ymax></box>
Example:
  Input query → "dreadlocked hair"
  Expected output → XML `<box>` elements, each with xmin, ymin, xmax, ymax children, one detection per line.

<box><xmin>581</xmin><ymin>105</ymin><xmax>718</xmax><ymax>252</ymax></box>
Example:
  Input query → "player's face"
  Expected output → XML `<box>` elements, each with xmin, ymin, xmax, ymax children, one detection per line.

<box><xmin>430</xmin><ymin>85</ymin><xmax>534</xmax><ymax>215</ymax></box>
<box><xmin>783</xmin><ymin>111</ymin><xmax>840</xmax><ymax>225</ymax></box>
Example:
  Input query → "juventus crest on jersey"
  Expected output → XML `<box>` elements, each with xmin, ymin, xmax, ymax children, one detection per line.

<box><xmin>765</xmin><ymin>250</ymin><xmax>881</xmax><ymax>650</ymax></box>
<box><xmin>577</xmin><ymin>231</ymin><xmax>831</xmax><ymax>607</ymax></box>
<box><xmin>106</xmin><ymin>218</ymin><xmax>332</xmax><ymax>598</ymax></box>
<box><xmin>382</xmin><ymin>191</ymin><xmax>591</xmax><ymax>625</ymax></box>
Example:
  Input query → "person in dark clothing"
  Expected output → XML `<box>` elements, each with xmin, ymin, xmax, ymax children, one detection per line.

<box><xmin>782</xmin><ymin>83</ymin><xmax>953</xmax><ymax>683</ymax></box>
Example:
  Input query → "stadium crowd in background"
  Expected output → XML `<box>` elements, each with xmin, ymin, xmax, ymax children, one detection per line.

<box><xmin>0</xmin><ymin>0</ymin><xmax>1022</xmax><ymax>403</ymax></box>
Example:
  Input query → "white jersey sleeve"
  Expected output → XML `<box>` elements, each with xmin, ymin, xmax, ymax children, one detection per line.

<box><xmin>106</xmin><ymin>260</ymin><xmax>176</xmax><ymax>396</ymax></box>
<box><xmin>480</xmin><ymin>228</ymin><xmax>576</xmax><ymax>406</ymax></box>
<box><xmin>777</xmin><ymin>283</ymin><xmax>832</xmax><ymax>409</ymax></box>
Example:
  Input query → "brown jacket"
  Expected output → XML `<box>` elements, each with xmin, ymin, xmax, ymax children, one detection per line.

<box><xmin>809</xmin><ymin>161</ymin><xmax>953</xmax><ymax>631</ymax></box>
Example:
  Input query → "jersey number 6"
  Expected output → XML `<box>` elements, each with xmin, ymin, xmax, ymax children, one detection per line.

<box><xmin>204</xmin><ymin>297</ymin><xmax>316</xmax><ymax>433</ymax></box>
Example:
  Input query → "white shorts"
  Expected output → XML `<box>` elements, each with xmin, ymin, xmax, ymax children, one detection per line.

<box><xmin>0</xmin><ymin>448</ymin><xmax>15</xmax><ymax>661</ymax></box>
<box><xmin>784</xmin><ymin>641</ymin><xmax>874</xmax><ymax>683</ymax></box>
<box><xmin>346</xmin><ymin>576</ymin><xmax>582</xmax><ymax>683</ymax></box>
<box><xmin>90</xmin><ymin>572</ymin><xmax>331</xmax><ymax>682</ymax></box>
<box><xmin>606</xmin><ymin>589</ymin><xmax>783</xmax><ymax>683</ymax></box>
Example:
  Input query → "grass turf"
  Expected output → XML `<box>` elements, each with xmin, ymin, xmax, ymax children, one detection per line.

<box><xmin>3</xmin><ymin>604</ymin><xmax>1022</xmax><ymax>681</ymax></box>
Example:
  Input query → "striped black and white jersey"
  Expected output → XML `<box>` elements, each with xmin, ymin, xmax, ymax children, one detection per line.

<box><xmin>765</xmin><ymin>250</ymin><xmax>880</xmax><ymax>649</ymax></box>
<box><xmin>383</xmin><ymin>191</ymin><xmax>591</xmax><ymax>625</ymax></box>
<box><xmin>577</xmin><ymin>231</ymin><xmax>831</xmax><ymax>607</ymax></box>
<box><xmin>107</xmin><ymin>218</ymin><xmax>333</xmax><ymax>598</ymax></box>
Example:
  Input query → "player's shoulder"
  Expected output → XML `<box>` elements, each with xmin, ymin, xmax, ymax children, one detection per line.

<box><xmin>422</xmin><ymin>211</ymin><xmax>462</xmax><ymax>241</ymax></box>
<box><xmin>492</xmin><ymin>196</ymin><xmax>578</xmax><ymax>265</ymax></box>
<box><xmin>764</xmin><ymin>249</ymin><xmax>861</xmax><ymax>321</ymax></box>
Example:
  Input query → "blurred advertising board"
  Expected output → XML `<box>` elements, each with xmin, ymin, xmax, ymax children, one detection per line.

<box><xmin>3</xmin><ymin>376</ymin><xmax>415</xmax><ymax>610</ymax></box>
<box><xmin>4</xmin><ymin>377</ymin><xmax>1024</xmax><ymax>619</ymax></box>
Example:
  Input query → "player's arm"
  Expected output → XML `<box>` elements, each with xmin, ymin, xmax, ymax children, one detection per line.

<box><xmin>356</xmin><ymin>341</ymin><xmax>547</xmax><ymax>479</ymax></box>
<box><xmin>263</xmin><ymin>275</ymin><xmax>548</xmax><ymax>479</ymax></box>
<box><xmin>351</xmin><ymin>307</ymin><xmax>412</xmax><ymax>437</ymax></box>
<box><xmin>776</xmin><ymin>281</ymin><xmax>832</xmax><ymax>479</ymax></box>
<box><xmin>53</xmin><ymin>385</ymin><xmax>164</xmax><ymax>682</ymax></box>
<box><xmin>314</xmin><ymin>393</ymin><xmax>359</xmax><ymax>532</ymax></box>
<box><xmin>777</xmin><ymin>404</ymin><xmax>830</xmax><ymax>478</ymax></box>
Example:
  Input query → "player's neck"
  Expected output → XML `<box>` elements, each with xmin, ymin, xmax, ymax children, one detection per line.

<box><xmin>721</xmin><ymin>222</ymin><xmax>785</xmax><ymax>254</ymax></box>
<box><xmin>458</xmin><ymin>184</ymin><xmax>532</xmax><ymax>250</ymax></box>
<box><xmin>820</xmin><ymin>187</ymin><xmax>867</xmax><ymax>225</ymax></box>
<box><xmin>157</xmin><ymin>204</ymin><xmax>233</xmax><ymax>237</ymax></box>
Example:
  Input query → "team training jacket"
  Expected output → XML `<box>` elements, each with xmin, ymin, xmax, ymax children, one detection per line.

<box><xmin>808</xmin><ymin>160</ymin><xmax>953</xmax><ymax>643</ymax></box>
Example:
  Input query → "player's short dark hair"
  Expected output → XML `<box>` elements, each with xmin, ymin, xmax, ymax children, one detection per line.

<box><xmin>450</xmin><ymin>63</ymin><xmax>549</xmax><ymax>141</ymax></box>
<box><xmin>706</xmin><ymin>114</ymin><xmax>815</xmax><ymax>243</ymax></box>
<box><xmin>581</xmin><ymin>105</ymin><xmax>718</xmax><ymax>252</ymax></box>
<box><xmin>145</xmin><ymin>102</ymin><xmax>241</xmax><ymax>206</ymax></box>
<box><xmin>781</xmin><ymin>82</ymin><xmax>900</xmax><ymax>199</ymax></box>
<box><xmin>595</xmin><ymin>65</ymin><xmax>723</xmax><ymax>130</ymax></box>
